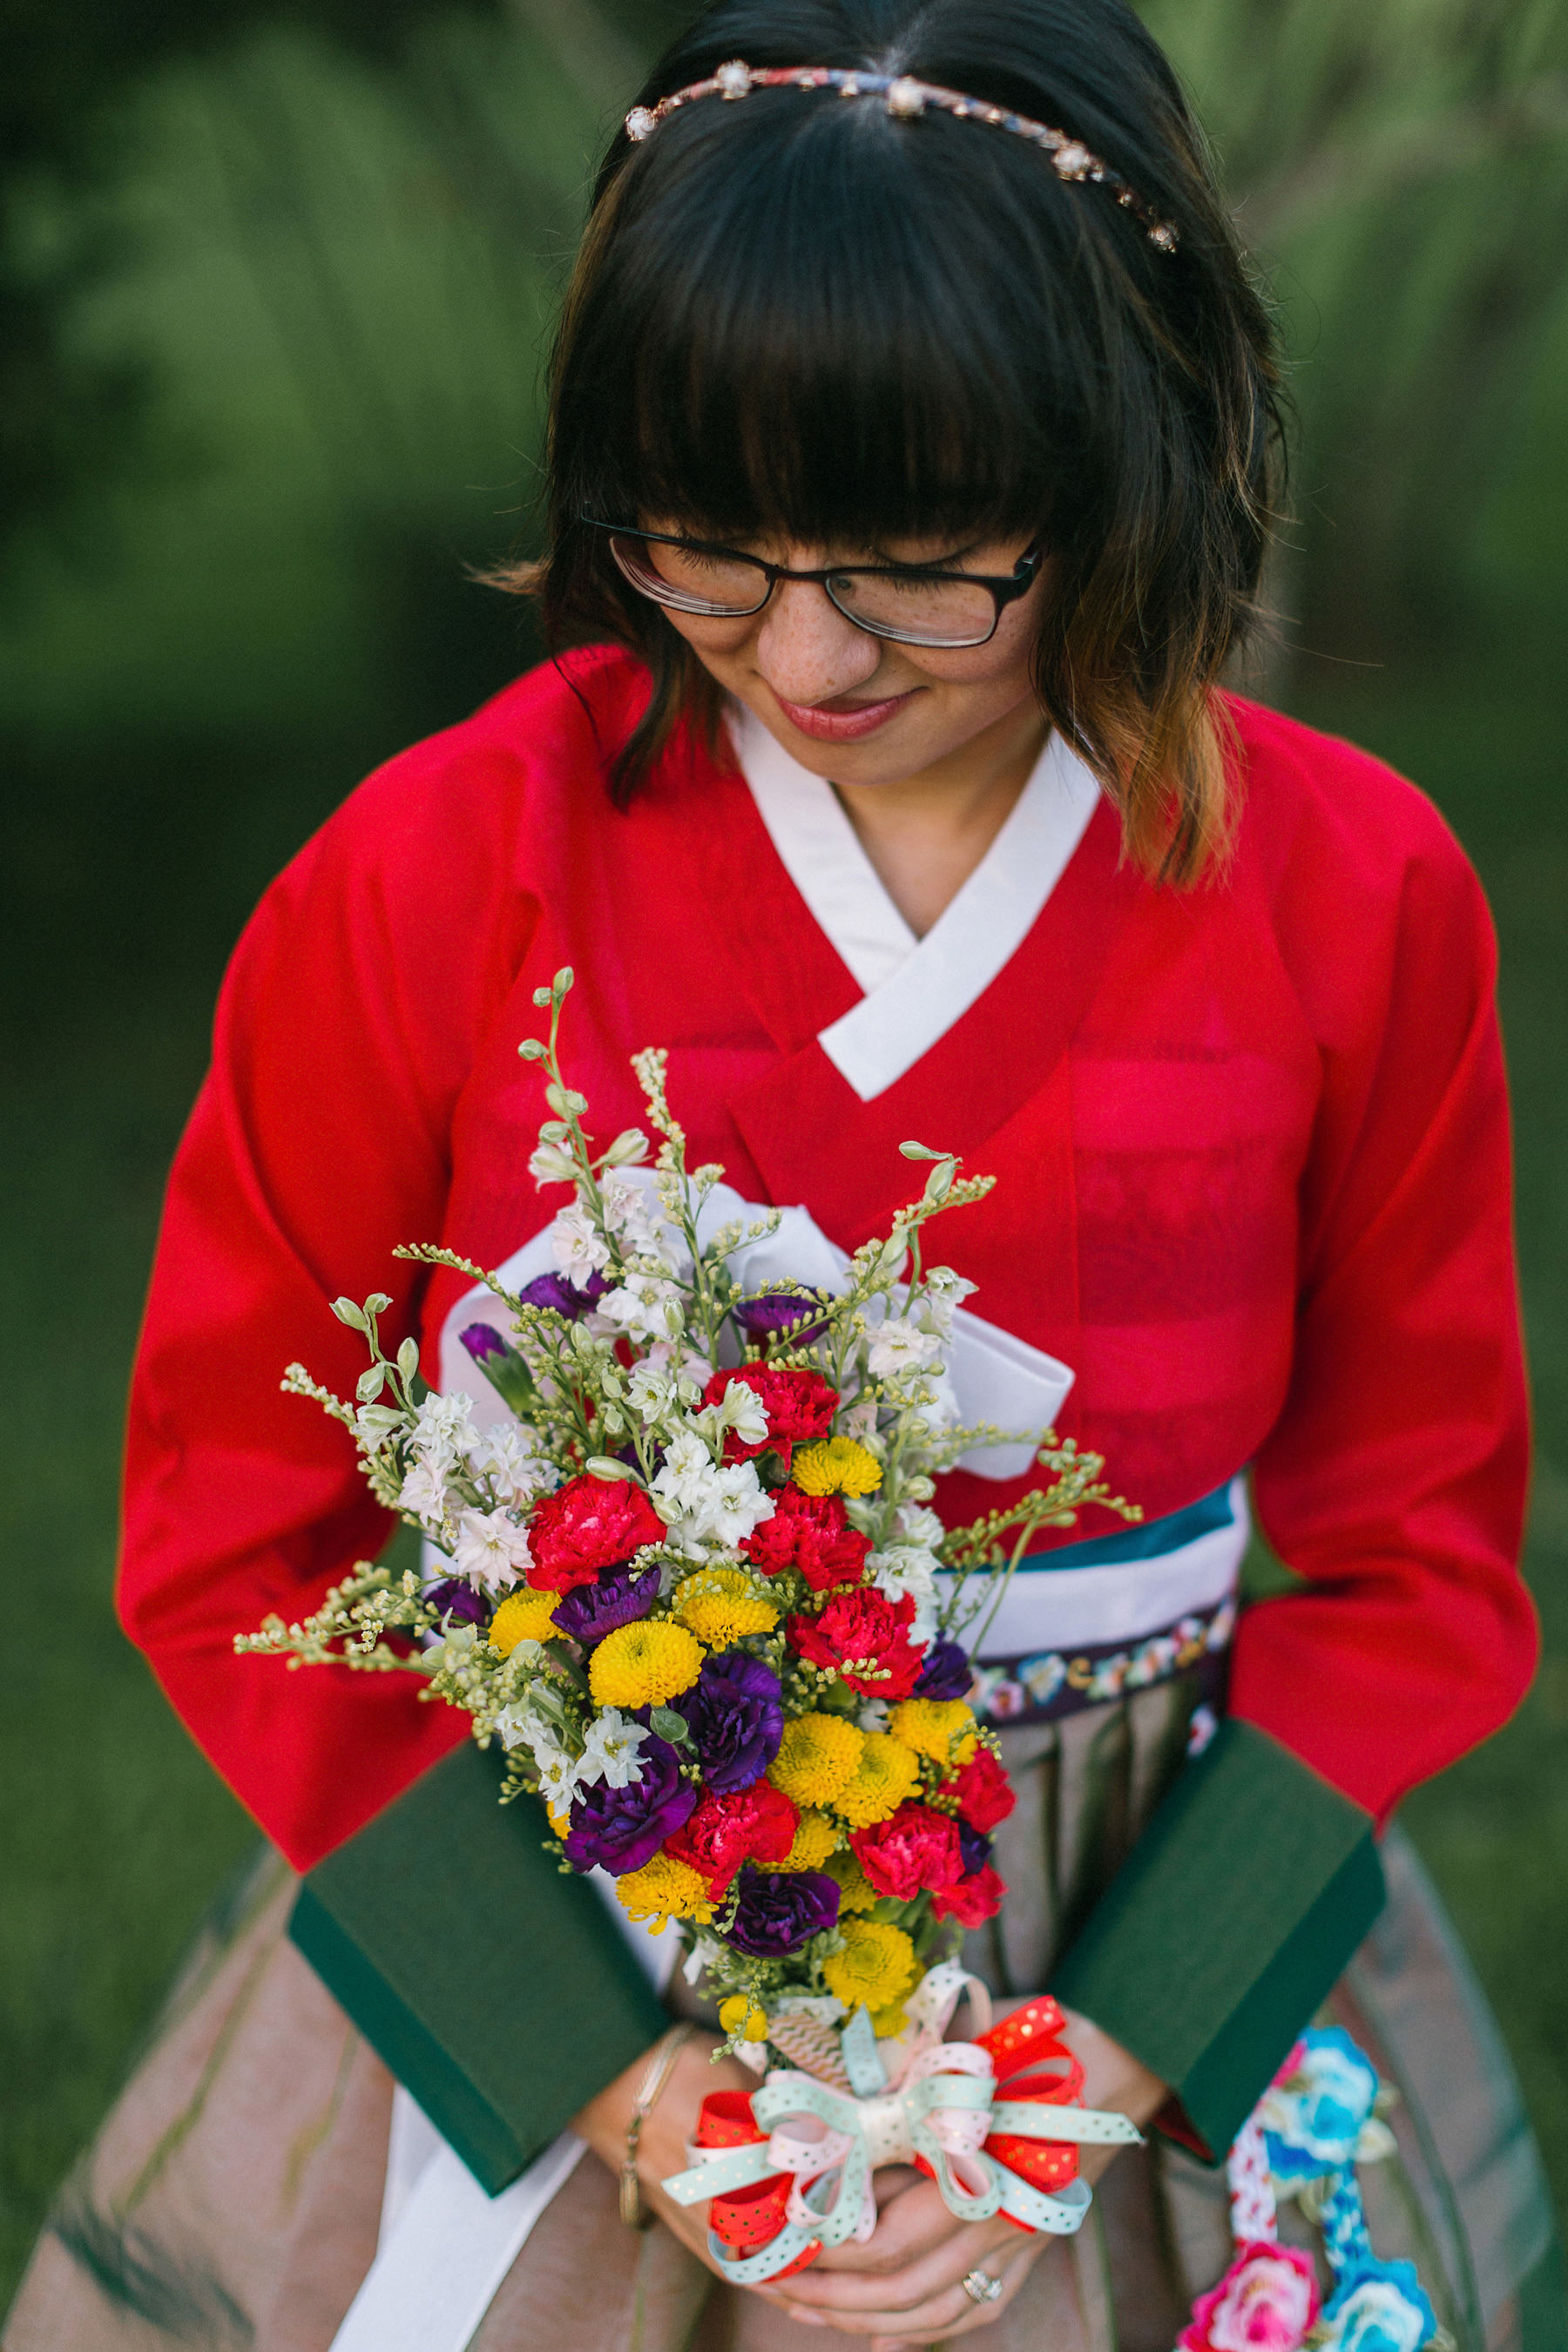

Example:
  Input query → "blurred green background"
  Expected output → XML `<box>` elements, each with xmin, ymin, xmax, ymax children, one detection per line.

<box><xmin>3</xmin><ymin>0</ymin><xmax>1566</xmax><ymax>2307</ymax></box>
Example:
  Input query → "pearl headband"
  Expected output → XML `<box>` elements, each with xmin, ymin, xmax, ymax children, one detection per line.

<box><xmin>625</xmin><ymin>60</ymin><xmax>1179</xmax><ymax>253</ymax></box>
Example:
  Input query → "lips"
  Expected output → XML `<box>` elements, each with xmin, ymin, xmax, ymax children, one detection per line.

<box><xmin>772</xmin><ymin>688</ymin><xmax>917</xmax><ymax>742</ymax></box>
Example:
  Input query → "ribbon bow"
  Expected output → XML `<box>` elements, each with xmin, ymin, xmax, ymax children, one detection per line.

<box><xmin>662</xmin><ymin>1966</ymin><xmax>1143</xmax><ymax>2286</ymax></box>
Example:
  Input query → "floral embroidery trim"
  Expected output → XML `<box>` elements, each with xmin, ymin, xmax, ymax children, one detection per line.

<box><xmin>968</xmin><ymin>1593</ymin><xmax>1235</xmax><ymax>1726</ymax></box>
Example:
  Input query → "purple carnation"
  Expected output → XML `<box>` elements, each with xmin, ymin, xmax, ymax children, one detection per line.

<box><xmin>914</xmin><ymin>1638</ymin><xmax>973</xmax><ymax>1702</ymax></box>
<box><xmin>679</xmin><ymin>1652</ymin><xmax>784</xmax><ymax>1793</ymax></box>
<box><xmin>519</xmin><ymin>1269</ymin><xmax>607</xmax><ymax>1321</ymax></box>
<box><xmin>460</xmin><ymin>1322</ymin><xmax>508</xmax><ymax>1365</ymax></box>
<box><xmin>725</xmin><ymin>1866</ymin><xmax>840</xmax><ymax>1957</ymax></box>
<box><xmin>552</xmin><ymin>1562</ymin><xmax>661</xmax><ymax>1646</ymax></box>
<box><xmin>423</xmin><ymin>1578</ymin><xmax>490</xmax><ymax>1626</ymax></box>
<box><xmin>564</xmin><ymin>1737</ymin><xmax>694</xmax><ymax>1876</ymax></box>
<box><xmin>957</xmin><ymin>1819</ymin><xmax>993</xmax><ymax>1876</ymax></box>
<box><xmin>733</xmin><ymin>1290</ymin><xmax>828</xmax><ymax>1343</ymax></box>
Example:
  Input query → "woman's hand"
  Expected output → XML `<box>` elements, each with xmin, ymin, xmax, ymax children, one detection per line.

<box><xmin>758</xmin><ymin>2004</ymin><xmax>1169</xmax><ymax>2349</ymax></box>
<box><xmin>571</xmin><ymin>2027</ymin><xmax>762</xmax><ymax>2278</ymax></box>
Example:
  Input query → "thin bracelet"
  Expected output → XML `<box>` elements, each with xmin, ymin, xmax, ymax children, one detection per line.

<box><xmin>620</xmin><ymin>2023</ymin><xmax>698</xmax><ymax>2229</ymax></box>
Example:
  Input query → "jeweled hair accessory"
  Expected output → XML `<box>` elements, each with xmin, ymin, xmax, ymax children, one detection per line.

<box><xmin>624</xmin><ymin>61</ymin><xmax>1179</xmax><ymax>252</ymax></box>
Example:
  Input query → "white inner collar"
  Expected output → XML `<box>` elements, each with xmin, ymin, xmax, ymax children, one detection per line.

<box><xmin>733</xmin><ymin>705</ymin><xmax>1102</xmax><ymax>1101</ymax></box>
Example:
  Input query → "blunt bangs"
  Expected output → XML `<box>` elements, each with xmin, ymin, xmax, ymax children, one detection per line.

<box><xmin>571</xmin><ymin>100</ymin><xmax>1077</xmax><ymax>555</ymax></box>
<box><xmin>514</xmin><ymin>0</ymin><xmax>1283</xmax><ymax>882</ymax></box>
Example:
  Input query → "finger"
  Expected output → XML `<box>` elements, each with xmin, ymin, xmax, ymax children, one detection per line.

<box><xmin>808</xmin><ymin>2182</ymin><xmax>970</xmax><ymax>2274</ymax></box>
<box><xmin>779</xmin><ymin>2216</ymin><xmax>1019</xmax><ymax>2314</ymax></box>
<box><xmin>786</xmin><ymin>2245</ymin><xmax>1033</xmax><ymax>2340</ymax></box>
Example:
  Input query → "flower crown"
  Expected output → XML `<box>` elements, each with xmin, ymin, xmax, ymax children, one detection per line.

<box><xmin>624</xmin><ymin>61</ymin><xmax>1179</xmax><ymax>253</ymax></box>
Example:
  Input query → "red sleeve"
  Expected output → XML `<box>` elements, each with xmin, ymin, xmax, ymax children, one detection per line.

<box><xmin>1234</xmin><ymin>724</ymin><xmax>1537</xmax><ymax>1826</ymax></box>
<box><xmin>118</xmin><ymin>726</ymin><xmax>540</xmax><ymax>1870</ymax></box>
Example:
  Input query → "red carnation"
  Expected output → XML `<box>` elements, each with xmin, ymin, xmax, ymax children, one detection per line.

<box><xmin>703</xmin><ymin>1365</ymin><xmax>839</xmax><ymax>1464</ymax></box>
<box><xmin>947</xmin><ymin>1747</ymin><xmax>1016</xmax><ymax>1834</ymax></box>
<box><xmin>666</xmin><ymin>1781</ymin><xmax>801</xmax><ymax>1895</ymax></box>
<box><xmin>743</xmin><ymin>1484</ymin><xmax>869</xmax><ymax>1592</ymax></box>
<box><xmin>787</xmin><ymin>1586</ymin><xmax>924</xmax><ymax>1698</ymax></box>
<box><xmin>931</xmin><ymin>1863</ymin><xmax>1006</xmax><ymax>1928</ymax></box>
<box><xmin>849</xmin><ymin>1802</ymin><xmax>963</xmax><ymax>1901</ymax></box>
<box><xmin>526</xmin><ymin>1474</ymin><xmax>665</xmax><ymax>1594</ymax></box>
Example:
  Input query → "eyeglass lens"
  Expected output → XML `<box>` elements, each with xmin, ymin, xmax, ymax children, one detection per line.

<box><xmin>608</xmin><ymin>534</ymin><xmax>1002</xmax><ymax>648</ymax></box>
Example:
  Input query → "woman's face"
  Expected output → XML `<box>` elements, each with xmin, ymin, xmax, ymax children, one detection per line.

<box><xmin>652</xmin><ymin>528</ymin><xmax>1049</xmax><ymax>787</ymax></box>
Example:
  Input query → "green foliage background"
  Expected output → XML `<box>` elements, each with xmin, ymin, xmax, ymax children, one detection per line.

<box><xmin>3</xmin><ymin>0</ymin><xmax>1565</xmax><ymax>2306</ymax></box>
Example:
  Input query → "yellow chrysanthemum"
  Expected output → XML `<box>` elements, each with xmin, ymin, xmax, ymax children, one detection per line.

<box><xmin>674</xmin><ymin>1565</ymin><xmax>779</xmax><ymax>1647</ymax></box>
<box><xmin>870</xmin><ymin>2001</ymin><xmax>910</xmax><ymax>2040</ymax></box>
<box><xmin>546</xmin><ymin>1802</ymin><xmax>571</xmax><ymax>1839</ymax></box>
<box><xmin>769</xmin><ymin>1712</ymin><xmax>864</xmax><ymax>1808</ymax></box>
<box><xmin>791</xmin><ymin>1436</ymin><xmax>883</xmax><ymax>1497</ymax></box>
<box><xmin>719</xmin><ymin>1994</ymin><xmax>769</xmax><ymax>2043</ymax></box>
<box><xmin>487</xmin><ymin>1587</ymin><xmax>560</xmax><ymax>1655</ymax></box>
<box><xmin>889</xmin><ymin>1698</ymin><xmax>976</xmax><ymax>1769</ymax></box>
<box><xmin>821</xmin><ymin>1919</ymin><xmax>917</xmax><ymax>2015</ymax></box>
<box><xmin>589</xmin><ymin>1619</ymin><xmax>706</xmax><ymax>1708</ymax></box>
<box><xmin>821</xmin><ymin>1848</ymin><xmax>880</xmax><ymax>1915</ymax></box>
<box><xmin>952</xmin><ymin>1733</ymin><xmax>978</xmax><ymax>1768</ymax></box>
<box><xmin>833</xmin><ymin>1732</ymin><xmax>920</xmax><ymax>1828</ymax></box>
<box><xmin>615</xmin><ymin>1854</ymin><xmax>715</xmax><ymax>1934</ymax></box>
<box><xmin>775</xmin><ymin>1809</ymin><xmax>841</xmax><ymax>1873</ymax></box>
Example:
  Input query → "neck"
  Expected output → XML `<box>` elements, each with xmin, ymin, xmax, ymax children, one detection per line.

<box><xmin>831</xmin><ymin>698</ymin><xmax>1048</xmax><ymax>937</ymax></box>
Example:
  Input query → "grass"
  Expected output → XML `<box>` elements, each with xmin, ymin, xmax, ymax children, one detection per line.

<box><xmin>0</xmin><ymin>659</ymin><xmax>1563</xmax><ymax>2310</ymax></box>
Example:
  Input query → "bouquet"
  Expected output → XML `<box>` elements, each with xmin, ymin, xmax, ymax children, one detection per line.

<box><xmin>241</xmin><ymin>967</ymin><xmax>1143</xmax><ymax>2275</ymax></box>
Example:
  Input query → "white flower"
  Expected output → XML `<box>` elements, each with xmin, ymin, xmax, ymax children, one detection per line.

<box><xmin>918</xmin><ymin>1268</ymin><xmax>977</xmax><ymax>1339</ymax></box>
<box><xmin>468</xmin><ymin>1423</ymin><xmax>553</xmax><ymax>1506</ymax></box>
<box><xmin>856</xmin><ymin>1698</ymin><xmax>891</xmax><ymax>1734</ymax></box>
<box><xmin>551</xmin><ymin>1200</ymin><xmax>612</xmax><ymax>1284</ymax></box>
<box><xmin>651</xmin><ymin>1430</ymin><xmax>718</xmax><ymax>1514</ymax></box>
<box><xmin>495</xmin><ymin>1695</ymin><xmax>553</xmax><ymax>1753</ymax></box>
<box><xmin>626</xmin><ymin>1358</ymin><xmax>682</xmax><ymax>1427</ymax></box>
<box><xmin>651</xmin><ymin>1434</ymin><xmax>774</xmax><ymax>1551</ymax></box>
<box><xmin>695</xmin><ymin>1384</ymin><xmax>768</xmax><ymax>1450</ymax></box>
<box><xmin>451</xmin><ymin>1506</ymin><xmax>532</xmax><ymax>1592</ymax></box>
<box><xmin>868</xmin><ymin>1544</ymin><xmax>941</xmax><ymax>1643</ymax></box>
<box><xmin>532</xmin><ymin>1741</ymin><xmax>584</xmax><ymax>1814</ymax></box>
<box><xmin>529</xmin><ymin>1139</ymin><xmax>579</xmax><ymax>1187</ymax></box>
<box><xmin>867</xmin><ymin>1315</ymin><xmax>942</xmax><ymax>1379</ymax></box>
<box><xmin>896</xmin><ymin>1504</ymin><xmax>945</xmax><ymax>1551</ymax></box>
<box><xmin>578</xmin><ymin>1709</ymin><xmax>650</xmax><ymax>1789</ymax></box>
<box><xmin>599</xmin><ymin>1172</ymin><xmax>663</xmax><ymax>1248</ymax></box>
<box><xmin>599</xmin><ymin>1127</ymin><xmax>650</xmax><ymax>1171</ymax></box>
<box><xmin>410</xmin><ymin>1390</ymin><xmax>480</xmax><ymax>1474</ymax></box>
<box><xmin>599</xmin><ymin>1274</ymin><xmax>684</xmax><ymax>1344</ymax></box>
<box><xmin>683</xmin><ymin>1932</ymin><xmax>725</xmax><ymax>1985</ymax></box>
<box><xmin>398</xmin><ymin>1455</ymin><xmax>451</xmax><ymax>1526</ymax></box>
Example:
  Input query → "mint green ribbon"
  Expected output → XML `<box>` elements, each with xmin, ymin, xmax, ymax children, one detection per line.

<box><xmin>662</xmin><ymin>2011</ymin><xmax>1141</xmax><ymax>2287</ymax></box>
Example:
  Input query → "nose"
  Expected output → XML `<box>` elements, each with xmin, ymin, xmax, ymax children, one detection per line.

<box><xmin>753</xmin><ymin>575</ymin><xmax>883</xmax><ymax>706</ymax></box>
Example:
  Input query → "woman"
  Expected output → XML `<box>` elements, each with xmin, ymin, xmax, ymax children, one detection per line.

<box><xmin>7</xmin><ymin>3</ymin><xmax>1558</xmax><ymax>2349</ymax></box>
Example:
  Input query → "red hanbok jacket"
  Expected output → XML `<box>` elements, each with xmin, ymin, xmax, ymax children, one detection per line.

<box><xmin>118</xmin><ymin>648</ymin><xmax>1536</xmax><ymax>2161</ymax></box>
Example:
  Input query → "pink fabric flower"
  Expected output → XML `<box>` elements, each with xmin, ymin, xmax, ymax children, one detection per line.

<box><xmin>1180</xmin><ymin>2244</ymin><xmax>1321</xmax><ymax>2352</ymax></box>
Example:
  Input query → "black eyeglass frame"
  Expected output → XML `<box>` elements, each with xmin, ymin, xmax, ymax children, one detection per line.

<box><xmin>584</xmin><ymin>517</ymin><xmax>1044</xmax><ymax>648</ymax></box>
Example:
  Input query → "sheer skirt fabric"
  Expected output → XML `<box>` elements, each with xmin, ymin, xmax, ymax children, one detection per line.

<box><xmin>7</xmin><ymin>1679</ymin><xmax>1558</xmax><ymax>2352</ymax></box>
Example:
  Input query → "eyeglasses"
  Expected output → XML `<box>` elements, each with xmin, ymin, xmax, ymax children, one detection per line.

<box><xmin>585</xmin><ymin>517</ymin><xmax>1043</xmax><ymax>649</ymax></box>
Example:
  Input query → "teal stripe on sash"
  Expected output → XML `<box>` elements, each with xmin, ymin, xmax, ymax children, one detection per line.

<box><xmin>1014</xmin><ymin>1477</ymin><xmax>1237</xmax><ymax>1572</ymax></box>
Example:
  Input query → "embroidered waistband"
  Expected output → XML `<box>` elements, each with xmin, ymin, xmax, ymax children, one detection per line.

<box><xmin>967</xmin><ymin>1591</ymin><xmax>1237</xmax><ymax>1728</ymax></box>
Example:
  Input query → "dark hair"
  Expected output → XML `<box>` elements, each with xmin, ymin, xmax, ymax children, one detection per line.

<box><xmin>505</xmin><ymin>0</ymin><xmax>1282</xmax><ymax>882</ymax></box>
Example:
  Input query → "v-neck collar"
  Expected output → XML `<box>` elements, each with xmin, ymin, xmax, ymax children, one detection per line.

<box><xmin>733</xmin><ymin>706</ymin><xmax>1102</xmax><ymax>1102</ymax></box>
